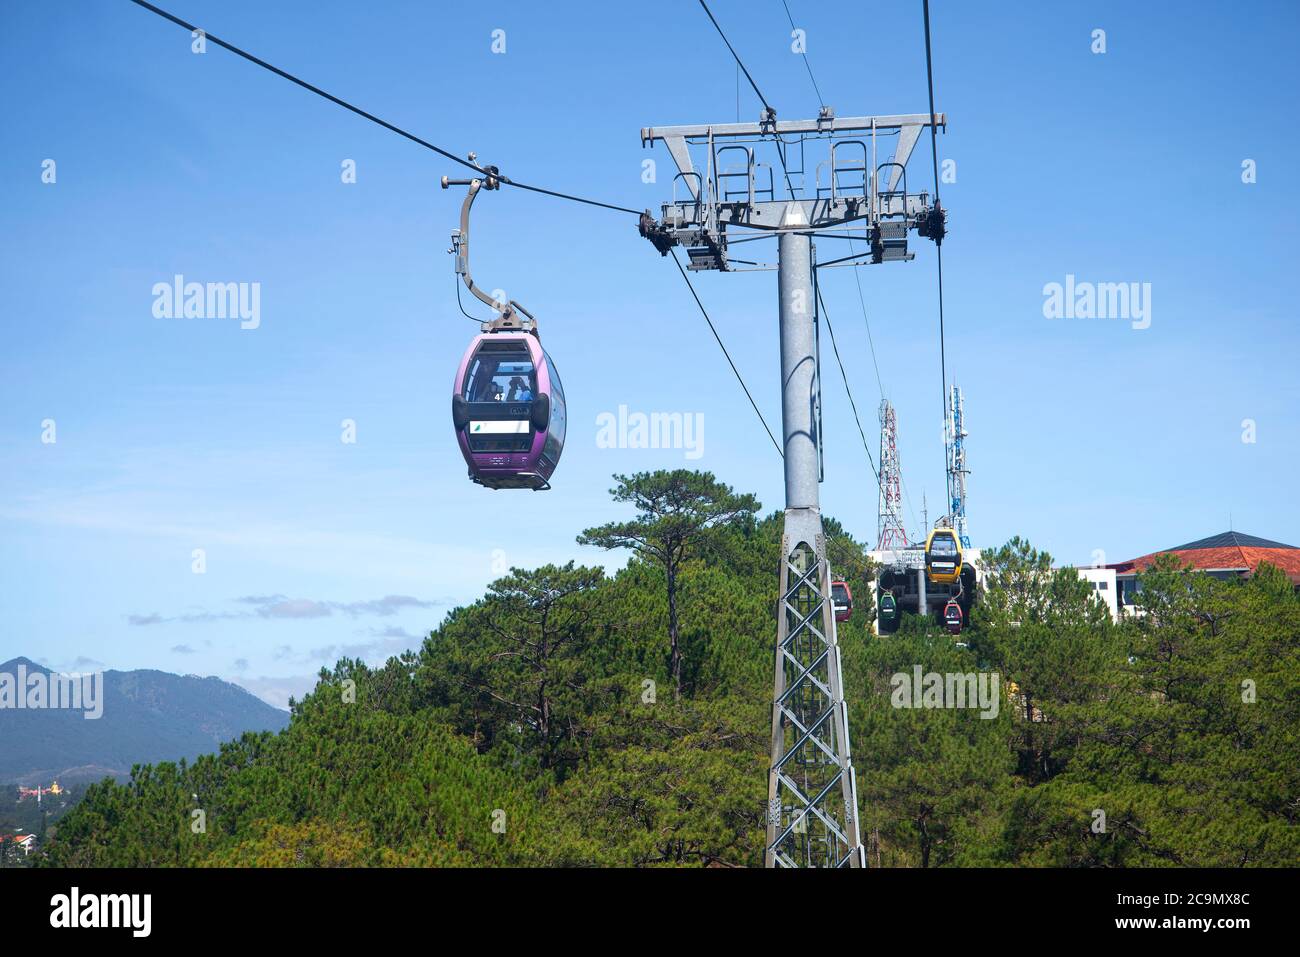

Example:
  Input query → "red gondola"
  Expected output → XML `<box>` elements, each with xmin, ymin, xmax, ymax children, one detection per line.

<box><xmin>831</xmin><ymin>580</ymin><xmax>853</xmax><ymax>623</ymax></box>
<box><xmin>943</xmin><ymin>598</ymin><xmax>964</xmax><ymax>635</ymax></box>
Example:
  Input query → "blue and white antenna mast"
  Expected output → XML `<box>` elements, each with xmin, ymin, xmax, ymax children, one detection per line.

<box><xmin>946</xmin><ymin>384</ymin><xmax>970</xmax><ymax>548</ymax></box>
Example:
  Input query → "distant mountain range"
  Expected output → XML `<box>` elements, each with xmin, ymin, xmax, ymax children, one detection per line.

<box><xmin>0</xmin><ymin>657</ymin><xmax>290</xmax><ymax>786</ymax></box>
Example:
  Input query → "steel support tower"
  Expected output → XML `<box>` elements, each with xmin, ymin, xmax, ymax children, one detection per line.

<box><xmin>878</xmin><ymin>399</ymin><xmax>909</xmax><ymax>550</ymax></box>
<box><xmin>639</xmin><ymin>109</ymin><xmax>945</xmax><ymax>867</ymax></box>
<box><xmin>947</xmin><ymin>384</ymin><xmax>970</xmax><ymax>548</ymax></box>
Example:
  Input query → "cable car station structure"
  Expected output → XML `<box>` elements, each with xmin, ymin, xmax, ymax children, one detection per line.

<box><xmin>872</xmin><ymin>385</ymin><xmax>979</xmax><ymax>636</ymax></box>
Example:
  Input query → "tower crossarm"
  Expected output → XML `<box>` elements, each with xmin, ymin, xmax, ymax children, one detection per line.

<box><xmin>639</xmin><ymin>112</ymin><xmax>948</xmax><ymax>271</ymax></box>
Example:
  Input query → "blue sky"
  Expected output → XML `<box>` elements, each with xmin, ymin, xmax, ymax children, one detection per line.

<box><xmin>2</xmin><ymin>0</ymin><xmax>1297</xmax><ymax>707</ymax></box>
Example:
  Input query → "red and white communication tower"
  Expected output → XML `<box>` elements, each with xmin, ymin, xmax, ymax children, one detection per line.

<box><xmin>877</xmin><ymin>399</ymin><xmax>909</xmax><ymax>550</ymax></box>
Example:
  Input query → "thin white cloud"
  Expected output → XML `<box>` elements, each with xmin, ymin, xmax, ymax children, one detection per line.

<box><xmin>127</xmin><ymin>610</ymin><xmax>242</xmax><ymax>626</ymax></box>
<box><xmin>256</xmin><ymin>598</ymin><xmax>332</xmax><ymax>619</ymax></box>
<box><xmin>367</xmin><ymin>625</ymin><xmax>421</xmax><ymax>640</ymax></box>
<box><xmin>127</xmin><ymin>594</ymin><xmax>449</xmax><ymax>626</ymax></box>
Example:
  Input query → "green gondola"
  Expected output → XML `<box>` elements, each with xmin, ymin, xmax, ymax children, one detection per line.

<box><xmin>878</xmin><ymin>591</ymin><xmax>899</xmax><ymax>632</ymax></box>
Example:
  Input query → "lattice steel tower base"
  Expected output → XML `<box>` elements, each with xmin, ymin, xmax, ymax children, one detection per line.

<box><xmin>766</xmin><ymin>511</ymin><xmax>864</xmax><ymax>867</ymax></box>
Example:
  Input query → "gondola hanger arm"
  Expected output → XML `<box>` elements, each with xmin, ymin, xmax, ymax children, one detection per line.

<box><xmin>443</xmin><ymin>160</ymin><xmax>536</xmax><ymax>334</ymax></box>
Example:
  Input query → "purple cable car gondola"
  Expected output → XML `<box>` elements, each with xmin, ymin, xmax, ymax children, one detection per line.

<box><xmin>452</xmin><ymin>331</ymin><xmax>566</xmax><ymax>490</ymax></box>
<box><xmin>442</xmin><ymin>168</ymin><xmax>567</xmax><ymax>490</ymax></box>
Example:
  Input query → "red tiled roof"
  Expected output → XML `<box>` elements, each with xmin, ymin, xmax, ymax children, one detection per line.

<box><xmin>1109</xmin><ymin>532</ymin><xmax>1300</xmax><ymax>583</ymax></box>
<box><xmin>1240</xmin><ymin>547</ymin><xmax>1300</xmax><ymax>581</ymax></box>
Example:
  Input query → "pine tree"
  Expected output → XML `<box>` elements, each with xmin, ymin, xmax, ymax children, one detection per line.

<box><xmin>578</xmin><ymin>470</ymin><xmax>758</xmax><ymax>696</ymax></box>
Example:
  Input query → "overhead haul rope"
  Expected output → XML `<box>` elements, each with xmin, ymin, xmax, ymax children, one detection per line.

<box><xmin>671</xmin><ymin>251</ymin><xmax>783</xmax><ymax>458</ymax></box>
<box><xmin>922</xmin><ymin>0</ymin><xmax>951</xmax><ymax>526</ymax></box>
<box><xmin>815</xmin><ymin>279</ymin><xmax>880</xmax><ymax>485</ymax></box>
<box><xmin>125</xmin><ymin>0</ymin><xmax>642</xmax><ymax>216</ymax></box>
<box><xmin>698</xmin><ymin>0</ymin><xmax>799</xmax><ymax>198</ymax></box>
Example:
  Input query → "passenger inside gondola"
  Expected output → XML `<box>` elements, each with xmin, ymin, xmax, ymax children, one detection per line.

<box><xmin>467</xmin><ymin>356</ymin><xmax>536</xmax><ymax>402</ymax></box>
<box><xmin>930</xmin><ymin>535</ymin><xmax>958</xmax><ymax>559</ymax></box>
<box><xmin>508</xmin><ymin>376</ymin><xmax>533</xmax><ymax>401</ymax></box>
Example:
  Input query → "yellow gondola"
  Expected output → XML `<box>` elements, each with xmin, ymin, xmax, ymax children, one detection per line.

<box><xmin>924</xmin><ymin>527</ymin><xmax>963</xmax><ymax>585</ymax></box>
